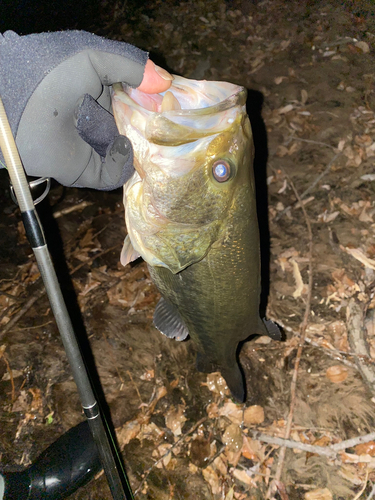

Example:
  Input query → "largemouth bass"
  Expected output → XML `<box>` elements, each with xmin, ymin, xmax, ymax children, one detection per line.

<box><xmin>112</xmin><ymin>76</ymin><xmax>280</xmax><ymax>402</ymax></box>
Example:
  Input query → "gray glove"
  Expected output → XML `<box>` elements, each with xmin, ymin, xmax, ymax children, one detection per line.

<box><xmin>0</xmin><ymin>30</ymin><xmax>148</xmax><ymax>189</ymax></box>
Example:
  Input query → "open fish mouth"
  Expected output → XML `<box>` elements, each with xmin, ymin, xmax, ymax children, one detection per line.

<box><xmin>111</xmin><ymin>76</ymin><xmax>247</xmax><ymax>149</ymax></box>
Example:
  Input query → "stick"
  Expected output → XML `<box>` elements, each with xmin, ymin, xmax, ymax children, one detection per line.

<box><xmin>0</xmin><ymin>287</ymin><xmax>46</xmax><ymax>337</ymax></box>
<box><xmin>253</xmin><ymin>430</ymin><xmax>375</xmax><ymax>459</ymax></box>
<box><xmin>275</xmin><ymin>151</ymin><xmax>342</xmax><ymax>221</ymax></box>
<box><xmin>367</xmin><ymin>482</ymin><xmax>375</xmax><ymax>500</ymax></box>
<box><xmin>285</xmin><ymin>137</ymin><xmax>336</xmax><ymax>151</ymax></box>
<box><xmin>346</xmin><ymin>299</ymin><xmax>375</xmax><ymax>398</ymax></box>
<box><xmin>266</xmin><ymin>175</ymin><xmax>314</xmax><ymax>499</ymax></box>
<box><xmin>134</xmin><ymin>417</ymin><xmax>208</xmax><ymax>496</ymax></box>
<box><xmin>252</xmin><ymin>432</ymin><xmax>335</xmax><ymax>459</ymax></box>
<box><xmin>331</xmin><ymin>432</ymin><xmax>375</xmax><ymax>452</ymax></box>
<box><xmin>0</xmin><ymin>243</ymin><xmax>121</xmax><ymax>339</ymax></box>
<box><xmin>353</xmin><ymin>471</ymin><xmax>368</xmax><ymax>500</ymax></box>
<box><xmin>0</xmin><ymin>349</ymin><xmax>16</xmax><ymax>403</ymax></box>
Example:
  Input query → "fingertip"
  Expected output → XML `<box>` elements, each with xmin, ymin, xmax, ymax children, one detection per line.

<box><xmin>137</xmin><ymin>60</ymin><xmax>173</xmax><ymax>94</ymax></box>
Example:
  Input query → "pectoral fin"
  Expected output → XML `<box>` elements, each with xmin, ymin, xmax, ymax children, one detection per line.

<box><xmin>120</xmin><ymin>235</ymin><xmax>141</xmax><ymax>266</ymax></box>
<box><xmin>153</xmin><ymin>297</ymin><xmax>189</xmax><ymax>341</ymax></box>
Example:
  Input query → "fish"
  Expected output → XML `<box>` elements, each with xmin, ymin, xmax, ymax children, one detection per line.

<box><xmin>111</xmin><ymin>76</ymin><xmax>280</xmax><ymax>402</ymax></box>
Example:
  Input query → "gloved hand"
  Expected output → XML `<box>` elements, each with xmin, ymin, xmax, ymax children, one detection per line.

<box><xmin>0</xmin><ymin>30</ymin><xmax>172</xmax><ymax>190</ymax></box>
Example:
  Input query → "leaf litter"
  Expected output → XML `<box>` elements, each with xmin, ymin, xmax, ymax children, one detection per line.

<box><xmin>2</xmin><ymin>0</ymin><xmax>375</xmax><ymax>498</ymax></box>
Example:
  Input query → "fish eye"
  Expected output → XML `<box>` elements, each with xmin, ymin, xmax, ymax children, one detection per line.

<box><xmin>212</xmin><ymin>160</ymin><xmax>231</xmax><ymax>182</ymax></box>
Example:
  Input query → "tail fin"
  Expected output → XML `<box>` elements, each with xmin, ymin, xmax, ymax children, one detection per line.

<box><xmin>257</xmin><ymin>317</ymin><xmax>282</xmax><ymax>341</ymax></box>
<box><xmin>221</xmin><ymin>363</ymin><xmax>246</xmax><ymax>403</ymax></box>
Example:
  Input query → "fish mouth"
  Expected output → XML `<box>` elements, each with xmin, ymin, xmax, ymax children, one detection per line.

<box><xmin>111</xmin><ymin>76</ymin><xmax>247</xmax><ymax>146</ymax></box>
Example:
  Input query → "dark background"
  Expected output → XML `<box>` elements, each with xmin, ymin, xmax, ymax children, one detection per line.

<box><xmin>0</xmin><ymin>0</ymin><xmax>102</xmax><ymax>34</ymax></box>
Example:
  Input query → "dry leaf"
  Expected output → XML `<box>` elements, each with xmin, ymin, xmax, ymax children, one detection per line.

<box><xmin>189</xmin><ymin>463</ymin><xmax>199</xmax><ymax>474</ymax></box>
<box><xmin>218</xmin><ymin>401</ymin><xmax>243</xmax><ymax>425</ymax></box>
<box><xmin>152</xmin><ymin>443</ymin><xmax>172</xmax><ymax>468</ymax></box>
<box><xmin>337</xmin><ymin>464</ymin><xmax>363</xmax><ymax>485</ymax></box>
<box><xmin>117</xmin><ymin>419</ymin><xmax>141</xmax><ymax>447</ymax></box>
<box><xmin>254</xmin><ymin>335</ymin><xmax>272</xmax><ymax>344</ymax></box>
<box><xmin>354</xmin><ymin>134</ymin><xmax>372</xmax><ymax>146</ymax></box>
<box><xmin>224</xmin><ymin>487</ymin><xmax>234</xmax><ymax>500</ymax></box>
<box><xmin>213</xmin><ymin>455</ymin><xmax>228</xmax><ymax>476</ymax></box>
<box><xmin>274</xmin><ymin>76</ymin><xmax>287</xmax><ymax>85</ymax></box>
<box><xmin>278</xmin><ymin>104</ymin><xmax>294</xmax><ymax>114</ymax></box>
<box><xmin>222</xmin><ymin>423</ymin><xmax>242</xmax><ymax>452</ymax></box>
<box><xmin>304</xmin><ymin>488</ymin><xmax>332</xmax><ymax>500</ymax></box>
<box><xmin>291</xmin><ymin>258</ymin><xmax>305</xmax><ymax>298</ymax></box>
<box><xmin>206</xmin><ymin>402</ymin><xmax>219</xmax><ymax>419</ymax></box>
<box><xmin>326</xmin><ymin>365</ymin><xmax>348</xmax><ymax>383</ymax></box>
<box><xmin>190</xmin><ymin>436</ymin><xmax>212</xmax><ymax>467</ymax></box>
<box><xmin>137</xmin><ymin>422</ymin><xmax>164</xmax><ymax>443</ymax></box>
<box><xmin>276</xmin><ymin>145</ymin><xmax>290</xmax><ymax>157</ymax></box>
<box><xmin>344</xmin><ymin>247</ymin><xmax>375</xmax><ymax>270</ymax></box>
<box><xmin>355</xmin><ymin>41</ymin><xmax>370</xmax><ymax>53</ymax></box>
<box><xmin>241</xmin><ymin>436</ymin><xmax>263</xmax><ymax>461</ymax></box>
<box><xmin>313</xmin><ymin>435</ymin><xmax>331</xmax><ymax>447</ymax></box>
<box><xmin>12</xmin><ymin>390</ymin><xmax>29</xmax><ymax>413</ymax></box>
<box><xmin>140</xmin><ymin>369</ymin><xmax>155</xmax><ymax>381</ymax></box>
<box><xmin>165</xmin><ymin>404</ymin><xmax>187</xmax><ymax>436</ymax></box>
<box><xmin>301</xmin><ymin>89</ymin><xmax>308</xmax><ymax>104</ymax></box>
<box><xmin>355</xmin><ymin>441</ymin><xmax>375</xmax><ymax>456</ymax></box>
<box><xmin>202</xmin><ymin>466</ymin><xmax>221</xmax><ymax>495</ymax></box>
<box><xmin>232</xmin><ymin>468</ymin><xmax>255</xmax><ymax>486</ymax></box>
<box><xmin>205</xmin><ymin>372</ymin><xmax>228</xmax><ymax>396</ymax></box>
<box><xmin>317</xmin><ymin>210</ymin><xmax>340</xmax><ymax>223</ymax></box>
<box><xmin>243</xmin><ymin>405</ymin><xmax>264</xmax><ymax>425</ymax></box>
<box><xmin>29</xmin><ymin>388</ymin><xmax>43</xmax><ymax>415</ymax></box>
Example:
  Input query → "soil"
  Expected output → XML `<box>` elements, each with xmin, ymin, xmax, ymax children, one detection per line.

<box><xmin>1</xmin><ymin>1</ymin><xmax>375</xmax><ymax>499</ymax></box>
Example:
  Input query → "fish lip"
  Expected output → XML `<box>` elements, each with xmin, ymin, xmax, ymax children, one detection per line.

<box><xmin>112</xmin><ymin>80</ymin><xmax>247</xmax><ymax>117</ymax></box>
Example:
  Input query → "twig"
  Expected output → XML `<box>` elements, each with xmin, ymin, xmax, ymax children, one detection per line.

<box><xmin>134</xmin><ymin>417</ymin><xmax>208</xmax><ymax>496</ymax></box>
<box><xmin>68</xmin><ymin>243</ymin><xmax>121</xmax><ymax>275</ymax></box>
<box><xmin>126</xmin><ymin>370</ymin><xmax>144</xmax><ymax>406</ymax></box>
<box><xmin>0</xmin><ymin>243</ymin><xmax>121</xmax><ymax>339</ymax></box>
<box><xmin>0</xmin><ymin>349</ymin><xmax>15</xmax><ymax>403</ymax></box>
<box><xmin>0</xmin><ymin>287</ymin><xmax>46</xmax><ymax>337</ymax></box>
<box><xmin>204</xmin><ymin>444</ymin><xmax>226</xmax><ymax>468</ymax></box>
<box><xmin>367</xmin><ymin>482</ymin><xmax>375</xmax><ymax>500</ymax></box>
<box><xmin>252</xmin><ymin>432</ymin><xmax>335</xmax><ymax>459</ymax></box>
<box><xmin>12</xmin><ymin>321</ymin><xmax>54</xmax><ymax>331</ymax></box>
<box><xmin>270</xmin><ymin>315</ymin><xmax>372</xmax><ymax>370</ymax></box>
<box><xmin>275</xmin><ymin>151</ymin><xmax>342</xmax><ymax>221</ymax></box>
<box><xmin>285</xmin><ymin>136</ymin><xmax>336</xmax><ymax>151</ymax></box>
<box><xmin>52</xmin><ymin>200</ymin><xmax>93</xmax><ymax>219</ymax></box>
<box><xmin>0</xmin><ymin>291</ymin><xmax>23</xmax><ymax>301</ymax></box>
<box><xmin>304</xmin><ymin>336</ymin><xmax>357</xmax><ymax>370</ymax></box>
<box><xmin>346</xmin><ymin>299</ymin><xmax>375</xmax><ymax>398</ymax></box>
<box><xmin>353</xmin><ymin>470</ymin><xmax>368</xmax><ymax>500</ymax></box>
<box><xmin>298</xmin><ymin>151</ymin><xmax>342</xmax><ymax>199</ymax></box>
<box><xmin>253</xmin><ymin>430</ymin><xmax>375</xmax><ymax>459</ymax></box>
<box><xmin>331</xmin><ymin>432</ymin><xmax>375</xmax><ymax>452</ymax></box>
<box><xmin>267</xmin><ymin>175</ymin><xmax>314</xmax><ymax>499</ymax></box>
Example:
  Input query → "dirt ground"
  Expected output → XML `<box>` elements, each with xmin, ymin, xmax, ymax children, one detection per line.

<box><xmin>1</xmin><ymin>1</ymin><xmax>375</xmax><ymax>499</ymax></box>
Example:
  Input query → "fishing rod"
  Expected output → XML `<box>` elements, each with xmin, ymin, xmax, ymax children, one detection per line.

<box><xmin>0</xmin><ymin>97</ymin><xmax>134</xmax><ymax>500</ymax></box>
